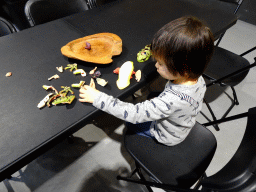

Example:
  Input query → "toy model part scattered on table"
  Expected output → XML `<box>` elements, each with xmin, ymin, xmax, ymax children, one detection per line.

<box><xmin>38</xmin><ymin>86</ymin><xmax>75</xmax><ymax>109</ymax></box>
<box><xmin>88</xmin><ymin>67</ymin><xmax>108</xmax><ymax>86</ymax></box>
<box><xmin>114</xmin><ymin>67</ymin><xmax>141</xmax><ymax>82</ymax></box>
<box><xmin>5</xmin><ymin>72</ymin><xmax>12</xmax><ymax>77</ymax></box>
<box><xmin>89</xmin><ymin>78</ymin><xmax>96</xmax><ymax>89</ymax></box>
<box><xmin>65</xmin><ymin>63</ymin><xmax>77</xmax><ymax>71</ymax></box>
<box><xmin>61</xmin><ymin>33</ymin><xmax>122</xmax><ymax>64</ymax></box>
<box><xmin>37</xmin><ymin>93</ymin><xmax>54</xmax><ymax>108</ymax></box>
<box><xmin>89</xmin><ymin>67</ymin><xmax>97</xmax><ymax>75</ymax></box>
<box><xmin>116</xmin><ymin>61</ymin><xmax>134</xmax><ymax>90</ymax></box>
<box><xmin>56</xmin><ymin>66</ymin><xmax>64</xmax><ymax>72</ymax></box>
<box><xmin>135</xmin><ymin>70</ymin><xmax>141</xmax><ymax>82</ymax></box>
<box><xmin>137</xmin><ymin>44</ymin><xmax>151</xmax><ymax>62</ymax></box>
<box><xmin>43</xmin><ymin>85</ymin><xmax>58</xmax><ymax>94</ymax></box>
<box><xmin>72</xmin><ymin>81</ymin><xmax>85</xmax><ymax>88</ymax></box>
<box><xmin>113</xmin><ymin>67</ymin><xmax>135</xmax><ymax>79</ymax></box>
<box><xmin>48</xmin><ymin>74</ymin><xmax>60</xmax><ymax>81</ymax></box>
<box><xmin>38</xmin><ymin>63</ymin><xmax>110</xmax><ymax>109</ymax></box>
<box><xmin>90</xmin><ymin>70</ymin><xmax>101</xmax><ymax>79</ymax></box>
<box><xmin>52</xmin><ymin>95</ymin><xmax>75</xmax><ymax>105</ymax></box>
<box><xmin>73</xmin><ymin>69</ymin><xmax>86</xmax><ymax>77</ymax></box>
<box><xmin>96</xmin><ymin>78</ymin><xmax>108</xmax><ymax>86</ymax></box>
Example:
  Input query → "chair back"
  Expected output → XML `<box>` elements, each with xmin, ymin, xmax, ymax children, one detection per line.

<box><xmin>24</xmin><ymin>0</ymin><xmax>89</xmax><ymax>26</ymax></box>
<box><xmin>124</xmin><ymin>122</ymin><xmax>217</xmax><ymax>188</ymax></box>
<box><xmin>219</xmin><ymin>0</ymin><xmax>244</xmax><ymax>14</ymax></box>
<box><xmin>0</xmin><ymin>17</ymin><xmax>17</xmax><ymax>37</ymax></box>
<box><xmin>220</xmin><ymin>0</ymin><xmax>243</xmax><ymax>5</ymax></box>
<box><xmin>87</xmin><ymin>0</ymin><xmax>118</xmax><ymax>9</ymax></box>
<box><xmin>87</xmin><ymin>0</ymin><xmax>97</xmax><ymax>9</ymax></box>
<box><xmin>204</xmin><ymin>46</ymin><xmax>251</xmax><ymax>87</ymax></box>
<box><xmin>201</xmin><ymin>107</ymin><xmax>256</xmax><ymax>191</ymax></box>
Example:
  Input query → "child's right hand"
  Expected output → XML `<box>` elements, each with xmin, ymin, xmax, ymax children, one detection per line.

<box><xmin>79</xmin><ymin>85</ymin><xmax>100</xmax><ymax>104</ymax></box>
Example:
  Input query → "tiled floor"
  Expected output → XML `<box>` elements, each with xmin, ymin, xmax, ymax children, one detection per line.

<box><xmin>1</xmin><ymin>19</ymin><xmax>256</xmax><ymax>192</ymax></box>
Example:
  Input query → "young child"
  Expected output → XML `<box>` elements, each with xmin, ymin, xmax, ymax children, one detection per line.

<box><xmin>79</xmin><ymin>16</ymin><xmax>214</xmax><ymax>146</ymax></box>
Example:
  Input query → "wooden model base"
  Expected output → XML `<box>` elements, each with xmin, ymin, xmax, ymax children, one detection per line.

<box><xmin>61</xmin><ymin>33</ymin><xmax>122</xmax><ymax>64</ymax></box>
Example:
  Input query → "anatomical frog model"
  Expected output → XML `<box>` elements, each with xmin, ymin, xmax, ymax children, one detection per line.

<box><xmin>137</xmin><ymin>44</ymin><xmax>151</xmax><ymax>62</ymax></box>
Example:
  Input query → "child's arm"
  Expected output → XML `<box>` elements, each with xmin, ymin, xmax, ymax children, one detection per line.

<box><xmin>79</xmin><ymin>85</ymin><xmax>173</xmax><ymax>124</ymax></box>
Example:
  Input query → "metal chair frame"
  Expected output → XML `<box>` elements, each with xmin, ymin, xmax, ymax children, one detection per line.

<box><xmin>202</xmin><ymin>0</ymin><xmax>256</xmax><ymax>131</ymax></box>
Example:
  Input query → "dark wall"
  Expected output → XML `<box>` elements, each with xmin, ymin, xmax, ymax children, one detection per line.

<box><xmin>0</xmin><ymin>0</ymin><xmax>256</xmax><ymax>31</ymax></box>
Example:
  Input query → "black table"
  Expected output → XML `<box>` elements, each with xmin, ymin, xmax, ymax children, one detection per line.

<box><xmin>0</xmin><ymin>0</ymin><xmax>237</xmax><ymax>182</ymax></box>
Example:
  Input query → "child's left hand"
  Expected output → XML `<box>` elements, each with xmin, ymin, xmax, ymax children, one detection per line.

<box><xmin>79</xmin><ymin>85</ymin><xmax>100</xmax><ymax>103</ymax></box>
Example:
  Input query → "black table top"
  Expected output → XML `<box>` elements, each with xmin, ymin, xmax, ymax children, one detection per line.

<box><xmin>63</xmin><ymin>0</ymin><xmax>237</xmax><ymax>41</ymax></box>
<box><xmin>0</xmin><ymin>0</ymin><xmax>237</xmax><ymax>181</ymax></box>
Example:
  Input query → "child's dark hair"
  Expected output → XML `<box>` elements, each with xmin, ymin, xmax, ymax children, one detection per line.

<box><xmin>151</xmin><ymin>16</ymin><xmax>214</xmax><ymax>80</ymax></box>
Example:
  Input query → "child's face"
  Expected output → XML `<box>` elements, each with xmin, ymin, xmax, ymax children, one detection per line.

<box><xmin>155</xmin><ymin>59</ymin><xmax>180</xmax><ymax>82</ymax></box>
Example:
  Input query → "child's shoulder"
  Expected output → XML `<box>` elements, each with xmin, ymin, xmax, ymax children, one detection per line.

<box><xmin>164</xmin><ymin>76</ymin><xmax>205</xmax><ymax>95</ymax></box>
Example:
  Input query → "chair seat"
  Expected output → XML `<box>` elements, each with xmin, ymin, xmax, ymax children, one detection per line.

<box><xmin>201</xmin><ymin>171</ymin><xmax>256</xmax><ymax>192</ymax></box>
<box><xmin>204</xmin><ymin>46</ymin><xmax>250</xmax><ymax>87</ymax></box>
<box><xmin>0</xmin><ymin>17</ymin><xmax>16</xmax><ymax>37</ymax></box>
<box><xmin>124</xmin><ymin>122</ymin><xmax>217</xmax><ymax>188</ymax></box>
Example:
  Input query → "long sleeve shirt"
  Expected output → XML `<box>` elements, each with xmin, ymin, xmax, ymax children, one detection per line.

<box><xmin>93</xmin><ymin>76</ymin><xmax>206</xmax><ymax>146</ymax></box>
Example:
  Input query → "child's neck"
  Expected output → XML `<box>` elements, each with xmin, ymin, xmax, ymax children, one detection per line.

<box><xmin>171</xmin><ymin>78</ymin><xmax>198</xmax><ymax>85</ymax></box>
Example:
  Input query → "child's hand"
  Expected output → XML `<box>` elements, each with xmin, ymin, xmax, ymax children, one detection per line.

<box><xmin>79</xmin><ymin>85</ymin><xmax>100</xmax><ymax>103</ymax></box>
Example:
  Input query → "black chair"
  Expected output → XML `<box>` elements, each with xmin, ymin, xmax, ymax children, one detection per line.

<box><xmin>0</xmin><ymin>16</ymin><xmax>17</xmax><ymax>37</ymax></box>
<box><xmin>117</xmin><ymin>122</ymin><xmax>217</xmax><ymax>192</ymax></box>
<box><xmin>202</xmin><ymin>0</ymin><xmax>256</xmax><ymax>131</ymax></box>
<box><xmin>201</xmin><ymin>107</ymin><xmax>256</xmax><ymax>192</ymax></box>
<box><xmin>117</xmin><ymin>107</ymin><xmax>256</xmax><ymax>192</ymax></box>
<box><xmin>24</xmin><ymin>0</ymin><xmax>89</xmax><ymax>27</ymax></box>
<box><xmin>86</xmin><ymin>0</ymin><xmax>117</xmax><ymax>9</ymax></box>
<box><xmin>1</xmin><ymin>0</ymin><xmax>30</xmax><ymax>30</ymax></box>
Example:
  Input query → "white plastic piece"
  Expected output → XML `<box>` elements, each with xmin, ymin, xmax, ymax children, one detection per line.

<box><xmin>56</xmin><ymin>66</ymin><xmax>64</xmax><ymax>73</ymax></box>
<box><xmin>37</xmin><ymin>93</ymin><xmax>54</xmax><ymax>108</ymax></box>
<box><xmin>96</xmin><ymin>78</ymin><xmax>108</xmax><ymax>86</ymax></box>
<box><xmin>48</xmin><ymin>74</ymin><xmax>60</xmax><ymax>80</ymax></box>
<box><xmin>73</xmin><ymin>69</ymin><xmax>86</xmax><ymax>77</ymax></box>
<box><xmin>135</xmin><ymin>70</ymin><xmax>142</xmax><ymax>82</ymax></box>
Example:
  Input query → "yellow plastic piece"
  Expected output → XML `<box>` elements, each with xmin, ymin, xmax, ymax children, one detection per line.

<box><xmin>116</xmin><ymin>61</ymin><xmax>134</xmax><ymax>90</ymax></box>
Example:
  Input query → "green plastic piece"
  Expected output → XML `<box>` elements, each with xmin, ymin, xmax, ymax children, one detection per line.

<box><xmin>59</xmin><ymin>86</ymin><xmax>74</xmax><ymax>96</ymax></box>
<box><xmin>52</xmin><ymin>95</ymin><xmax>76</xmax><ymax>105</ymax></box>
<box><xmin>72</xmin><ymin>81</ymin><xmax>85</xmax><ymax>88</ymax></box>
<box><xmin>42</xmin><ymin>85</ymin><xmax>50</xmax><ymax>90</ymax></box>
<box><xmin>65</xmin><ymin>63</ymin><xmax>78</xmax><ymax>72</ymax></box>
<box><xmin>137</xmin><ymin>44</ymin><xmax>151</xmax><ymax>62</ymax></box>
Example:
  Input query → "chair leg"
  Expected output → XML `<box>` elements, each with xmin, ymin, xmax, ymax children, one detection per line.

<box><xmin>193</xmin><ymin>173</ymin><xmax>207</xmax><ymax>190</ymax></box>
<box><xmin>220</xmin><ymin>86</ymin><xmax>239</xmax><ymax>119</ymax></box>
<box><xmin>129</xmin><ymin>166</ymin><xmax>140</xmax><ymax>178</ymax></box>
<box><xmin>203</xmin><ymin>99</ymin><xmax>220</xmax><ymax>131</ymax></box>
<box><xmin>231</xmin><ymin>86</ymin><xmax>239</xmax><ymax>105</ymax></box>
<box><xmin>67</xmin><ymin>135</ymin><xmax>75</xmax><ymax>144</ymax></box>
<box><xmin>203</xmin><ymin>86</ymin><xmax>240</xmax><ymax>130</ymax></box>
<box><xmin>215</xmin><ymin>32</ymin><xmax>225</xmax><ymax>47</ymax></box>
<box><xmin>117</xmin><ymin>173</ymin><xmax>200</xmax><ymax>191</ymax></box>
<box><xmin>117</xmin><ymin>172</ymin><xmax>154</xmax><ymax>192</ymax></box>
<box><xmin>117</xmin><ymin>162</ymin><xmax>154</xmax><ymax>192</ymax></box>
<box><xmin>133</xmin><ymin>162</ymin><xmax>155</xmax><ymax>192</ymax></box>
<box><xmin>136</xmin><ymin>164</ymin><xmax>154</xmax><ymax>192</ymax></box>
<box><xmin>117</xmin><ymin>163</ymin><xmax>202</xmax><ymax>191</ymax></box>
